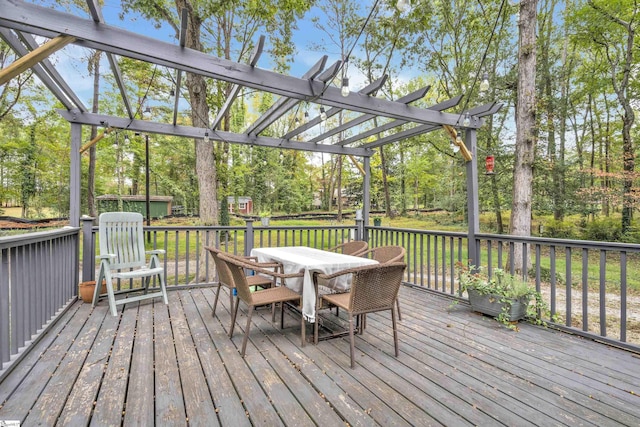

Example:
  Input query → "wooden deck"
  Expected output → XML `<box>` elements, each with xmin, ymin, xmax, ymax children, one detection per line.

<box><xmin>1</xmin><ymin>284</ymin><xmax>639</xmax><ymax>426</ymax></box>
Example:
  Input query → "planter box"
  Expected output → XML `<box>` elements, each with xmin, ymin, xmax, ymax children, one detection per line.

<box><xmin>467</xmin><ymin>289</ymin><xmax>529</xmax><ymax>321</ymax></box>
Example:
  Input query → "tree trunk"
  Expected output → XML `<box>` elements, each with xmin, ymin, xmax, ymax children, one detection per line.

<box><xmin>177</xmin><ymin>1</ymin><xmax>217</xmax><ymax>225</ymax></box>
<box><xmin>88</xmin><ymin>51</ymin><xmax>102</xmax><ymax>221</ymax></box>
<box><xmin>509</xmin><ymin>0</ymin><xmax>537</xmax><ymax>273</ymax></box>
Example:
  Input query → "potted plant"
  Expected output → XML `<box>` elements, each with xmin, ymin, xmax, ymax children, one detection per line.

<box><xmin>372</xmin><ymin>215</ymin><xmax>382</xmax><ymax>226</ymax></box>
<box><xmin>456</xmin><ymin>263</ymin><xmax>549</xmax><ymax>328</ymax></box>
<box><xmin>259</xmin><ymin>209</ymin><xmax>271</xmax><ymax>226</ymax></box>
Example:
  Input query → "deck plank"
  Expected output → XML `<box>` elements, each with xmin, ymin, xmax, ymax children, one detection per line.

<box><xmin>153</xmin><ymin>299</ymin><xmax>188</xmax><ymax>425</ymax></box>
<box><xmin>90</xmin><ymin>301</ymin><xmax>139</xmax><ymax>426</ymax></box>
<box><xmin>123</xmin><ymin>301</ymin><xmax>155</xmax><ymax>426</ymax></box>
<box><xmin>168</xmin><ymin>293</ymin><xmax>219</xmax><ymax>426</ymax></box>
<box><xmin>182</xmin><ymin>289</ymin><xmax>250</xmax><ymax>427</ymax></box>
<box><xmin>1</xmin><ymin>285</ymin><xmax>639</xmax><ymax>427</ymax></box>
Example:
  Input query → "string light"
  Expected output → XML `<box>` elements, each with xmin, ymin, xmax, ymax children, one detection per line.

<box><xmin>463</xmin><ymin>112</ymin><xmax>471</xmax><ymax>127</ymax></box>
<box><xmin>341</xmin><ymin>77</ymin><xmax>350</xmax><ymax>97</ymax></box>
<box><xmin>479</xmin><ymin>73</ymin><xmax>490</xmax><ymax>92</ymax></box>
<box><xmin>304</xmin><ymin>111</ymin><xmax>309</xmax><ymax>123</ymax></box>
<box><xmin>320</xmin><ymin>107</ymin><xmax>327</xmax><ymax>121</ymax></box>
<box><xmin>204</xmin><ymin>131</ymin><xmax>210</xmax><ymax>143</ymax></box>
<box><xmin>124</xmin><ymin>133</ymin><xmax>130</xmax><ymax>144</ymax></box>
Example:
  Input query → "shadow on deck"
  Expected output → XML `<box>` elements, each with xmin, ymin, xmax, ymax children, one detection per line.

<box><xmin>1</xmin><ymin>285</ymin><xmax>639</xmax><ymax>426</ymax></box>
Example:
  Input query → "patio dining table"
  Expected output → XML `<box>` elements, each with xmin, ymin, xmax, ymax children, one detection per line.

<box><xmin>250</xmin><ymin>246</ymin><xmax>378</xmax><ymax>323</ymax></box>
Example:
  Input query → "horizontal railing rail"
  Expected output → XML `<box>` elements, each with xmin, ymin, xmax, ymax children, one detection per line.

<box><xmin>0</xmin><ymin>227</ymin><xmax>79</xmax><ymax>381</ymax></box>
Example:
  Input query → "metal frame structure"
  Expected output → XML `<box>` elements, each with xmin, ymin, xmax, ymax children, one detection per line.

<box><xmin>0</xmin><ymin>0</ymin><xmax>502</xmax><ymax>265</ymax></box>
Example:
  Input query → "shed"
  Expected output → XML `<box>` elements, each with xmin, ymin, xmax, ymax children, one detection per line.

<box><xmin>226</xmin><ymin>196</ymin><xmax>253</xmax><ymax>214</ymax></box>
<box><xmin>97</xmin><ymin>195</ymin><xmax>173</xmax><ymax>218</ymax></box>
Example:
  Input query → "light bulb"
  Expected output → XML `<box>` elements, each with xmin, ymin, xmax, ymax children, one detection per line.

<box><xmin>451</xmin><ymin>140</ymin><xmax>460</xmax><ymax>153</ymax></box>
<box><xmin>320</xmin><ymin>107</ymin><xmax>327</xmax><ymax>121</ymax></box>
<box><xmin>341</xmin><ymin>77</ymin><xmax>350</xmax><ymax>97</ymax></box>
<box><xmin>396</xmin><ymin>0</ymin><xmax>410</xmax><ymax>12</ymax></box>
<box><xmin>479</xmin><ymin>73</ymin><xmax>490</xmax><ymax>92</ymax></box>
<box><xmin>204</xmin><ymin>131</ymin><xmax>210</xmax><ymax>143</ymax></box>
<box><xmin>124</xmin><ymin>134</ymin><xmax>130</xmax><ymax>144</ymax></box>
<box><xmin>463</xmin><ymin>112</ymin><xmax>471</xmax><ymax>127</ymax></box>
<box><xmin>304</xmin><ymin>111</ymin><xmax>309</xmax><ymax>123</ymax></box>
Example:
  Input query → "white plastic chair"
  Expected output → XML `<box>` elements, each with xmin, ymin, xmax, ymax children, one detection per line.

<box><xmin>93</xmin><ymin>212</ymin><xmax>168</xmax><ymax>316</ymax></box>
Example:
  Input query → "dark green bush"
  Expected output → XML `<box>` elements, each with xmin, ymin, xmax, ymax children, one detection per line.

<box><xmin>541</xmin><ymin>219</ymin><xmax>576</xmax><ymax>239</ymax></box>
<box><xmin>582</xmin><ymin>217</ymin><xmax>622</xmax><ymax>242</ymax></box>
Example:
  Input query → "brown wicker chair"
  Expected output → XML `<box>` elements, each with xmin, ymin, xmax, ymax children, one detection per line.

<box><xmin>218</xmin><ymin>253</ymin><xmax>304</xmax><ymax>357</ymax></box>
<box><xmin>204</xmin><ymin>246</ymin><xmax>277</xmax><ymax>323</ymax></box>
<box><xmin>313</xmin><ymin>262</ymin><xmax>406</xmax><ymax>368</ymax></box>
<box><xmin>359</xmin><ymin>245</ymin><xmax>406</xmax><ymax>320</ymax></box>
<box><xmin>329</xmin><ymin>240</ymin><xmax>368</xmax><ymax>256</ymax></box>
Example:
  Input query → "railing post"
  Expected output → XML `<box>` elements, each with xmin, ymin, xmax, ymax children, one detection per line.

<box><xmin>81</xmin><ymin>216</ymin><xmax>95</xmax><ymax>282</ymax></box>
<box><xmin>355</xmin><ymin>209</ymin><xmax>364</xmax><ymax>241</ymax></box>
<box><xmin>244</xmin><ymin>219</ymin><xmax>254</xmax><ymax>256</ymax></box>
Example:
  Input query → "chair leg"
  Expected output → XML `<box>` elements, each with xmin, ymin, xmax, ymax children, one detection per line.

<box><xmin>396</xmin><ymin>298</ymin><xmax>402</xmax><ymax>321</ymax></box>
<box><xmin>391</xmin><ymin>307</ymin><xmax>399</xmax><ymax>357</ymax></box>
<box><xmin>280</xmin><ymin>302</ymin><xmax>285</xmax><ymax>328</ymax></box>
<box><xmin>158</xmin><ymin>273</ymin><xmax>169</xmax><ymax>305</ymax></box>
<box><xmin>301</xmin><ymin>311</ymin><xmax>306</xmax><ymax>347</ymax></box>
<box><xmin>212</xmin><ymin>283</ymin><xmax>222</xmax><ymax>317</ymax></box>
<box><xmin>241</xmin><ymin>306</ymin><xmax>255</xmax><ymax>357</ymax></box>
<box><xmin>229</xmin><ymin>296</ymin><xmax>241</xmax><ymax>338</ymax></box>
<box><xmin>348</xmin><ymin>314</ymin><xmax>356</xmax><ymax>369</ymax></box>
<box><xmin>313</xmin><ymin>312</ymin><xmax>319</xmax><ymax>345</ymax></box>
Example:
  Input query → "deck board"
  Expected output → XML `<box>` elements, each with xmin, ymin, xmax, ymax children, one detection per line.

<box><xmin>1</xmin><ymin>284</ymin><xmax>639</xmax><ymax>426</ymax></box>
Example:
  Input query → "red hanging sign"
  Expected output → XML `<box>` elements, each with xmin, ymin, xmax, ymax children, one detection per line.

<box><xmin>485</xmin><ymin>155</ymin><xmax>495</xmax><ymax>175</ymax></box>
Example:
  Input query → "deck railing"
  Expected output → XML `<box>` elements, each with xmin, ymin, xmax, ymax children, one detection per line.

<box><xmin>0</xmin><ymin>227</ymin><xmax>79</xmax><ymax>379</ymax></box>
<box><xmin>3</xmin><ymin>218</ymin><xmax>637</xmax><ymax>381</ymax></box>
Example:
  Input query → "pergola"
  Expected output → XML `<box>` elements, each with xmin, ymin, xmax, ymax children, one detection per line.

<box><xmin>0</xmin><ymin>0</ymin><xmax>501</xmax><ymax>264</ymax></box>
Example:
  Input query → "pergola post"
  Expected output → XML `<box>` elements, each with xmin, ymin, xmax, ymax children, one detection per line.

<box><xmin>363</xmin><ymin>156</ymin><xmax>371</xmax><ymax>242</ymax></box>
<box><xmin>465</xmin><ymin>129</ymin><xmax>480</xmax><ymax>267</ymax></box>
<box><xmin>70</xmin><ymin>123</ymin><xmax>82</xmax><ymax>227</ymax></box>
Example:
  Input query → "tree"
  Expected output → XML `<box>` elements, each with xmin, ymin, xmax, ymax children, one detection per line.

<box><xmin>572</xmin><ymin>0</ymin><xmax>638</xmax><ymax>233</ymax></box>
<box><xmin>510</xmin><ymin>0</ymin><xmax>538</xmax><ymax>272</ymax></box>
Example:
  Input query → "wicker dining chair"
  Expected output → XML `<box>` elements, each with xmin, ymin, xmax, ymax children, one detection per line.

<box><xmin>205</xmin><ymin>246</ymin><xmax>278</xmax><ymax>326</ymax></box>
<box><xmin>359</xmin><ymin>245</ymin><xmax>406</xmax><ymax>320</ymax></box>
<box><xmin>313</xmin><ymin>262</ymin><xmax>406</xmax><ymax>368</ymax></box>
<box><xmin>328</xmin><ymin>240</ymin><xmax>368</xmax><ymax>256</ymax></box>
<box><xmin>218</xmin><ymin>253</ymin><xmax>304</xmax><ymax>357</ymax></box>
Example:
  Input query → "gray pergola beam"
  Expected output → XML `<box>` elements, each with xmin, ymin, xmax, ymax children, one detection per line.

<box><xmin>313</xmin><ymin>85</ymin><xmax>431</xmax><ymax>145</ymax></box>
<box><xmin>86</xmin><ymin>0</ymin><xmax>134</xmax><ymax>119</ymax></box>
<box><xmin>211</xmin><ymin>34</ymin><xmax>265</xmax><ymax>130</ymax></box>
<box><xmin>360</xmin><ymin>123</ymin><xmax>438</xmax><ymax>149</ymax></box>
<box><xmin>336</xmin><ymin>94</ymin><xmax>463</xmax><ymax>146</ymax></box>
<box><xmin>245</xmin><ymin>55</ymin><xmax>328</xmax><ymax>136</ymax></box>
<box><xmin>0</xmin><ymin>1</ymin><xmax>481</xmax><ymax>128</ymax></box>
<box><xmin>281</xmin><ymin>75</ymin><xmax>388</xmax><ymax>140</ymax></box>
<box><xmin>0</xmin><ymin>29</ymin><xmax>83</xmax><ymax>112</ymax></box>
<box><xmin>58</xmin><ymin>110</ymin><xmax>372</xmax><ymax>157</ymax></box>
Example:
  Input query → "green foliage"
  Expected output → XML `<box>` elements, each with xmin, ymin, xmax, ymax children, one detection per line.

<box><xmin>582</xmin><ymin>217</ymin><xmax>622</xmax><ymax>242</ymax></box>
<box><xmin>541</xmin><ymin>219</ymin><xmax>576</xmax><ymax>239</ymax></box>
<box><xmin>456</xmin><ymin>263</ymin><xmax>550</xmax><ymax>329</ymax></box>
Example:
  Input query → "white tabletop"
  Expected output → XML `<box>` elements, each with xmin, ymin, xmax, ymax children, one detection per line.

<box><xmin>251</xmin><ymin>246</ymin><xmax>378</xmax><ymax>322</ymax></box>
